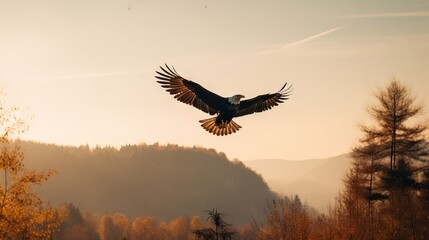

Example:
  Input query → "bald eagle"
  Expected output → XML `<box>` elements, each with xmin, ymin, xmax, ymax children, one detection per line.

<box><xmin>156</xmin><ymin>64</ymin><xmax>292</xmax><ymax>136</ymax></box>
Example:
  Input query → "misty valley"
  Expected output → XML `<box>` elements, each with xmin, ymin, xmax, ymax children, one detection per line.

<box><xmin>2</xmin><ymin>80</ymin><xmax>428</xmax><ymax>239</ymax></box>
<box><xmin>3</xmin><ymin>140</ymin><xmax>350</xmax><ymax>240</ymax></box>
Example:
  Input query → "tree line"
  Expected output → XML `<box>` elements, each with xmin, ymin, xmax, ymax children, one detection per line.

<box><xmin>19</xmin><ymin>139</ymin><xmax>276</xmax><ymax>225</ymax></box>
<box><xmin>53</xmin><ymin>203</ymin><xmax>255</xmax><ymax>240</ymax></box>
<box><xmin>1</xmin><ymin>79</ymin><xmax>428</xmax><ymax>239</ymax></box>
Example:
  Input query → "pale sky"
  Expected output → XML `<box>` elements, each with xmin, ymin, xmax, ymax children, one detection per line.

<box><xmin>1</xmin><ymin>0</ymin><xmax>428</xmax><ymax>161</ymax></box>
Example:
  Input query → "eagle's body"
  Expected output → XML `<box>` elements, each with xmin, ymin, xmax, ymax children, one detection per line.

<box><xmin>210</xmin><ymin>98</ymin><xmax>240</xmax><ymax>126</ymax></box>
<box><xmin>156</xmin><ymin>64</ymin><xmax>292</xmax><ymax>136</ymax></box>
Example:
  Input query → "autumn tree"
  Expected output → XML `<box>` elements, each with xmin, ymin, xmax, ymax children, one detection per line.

<box><xmin>253</xmin><ymin>196</ymin><xmax>312</xmax><ymax>240</ymax></box>
<box><xmin>0</xmin><ymin>93</ymin><xmax>63</xmax><ymax>239</ymax></box>
<box><xmin>333</xmin><ymin>160</ymin><xmax>381</xmax><ymax>240</ymax></box>
<box><xmin>98</xmin><ymin>214</ymin><xmax>131</xmax><ymax>240</ymax></box>
<box><xmin>130</xmin><ymin>216</ymin><xmax>158</xmax><ymax>240</ymax></box>
<box><xmin>338</xmin><ymin>79</ymin><xmax>429</xmax><ymax>239</ymax></box>
<box><xmin>54</xmin><ymin>203</ymin><xmax>99</xmax><ymax>240</ymax></box>
<box><xmin>167</xmin><ymin>216</ymin><xmax>192</xmax><ymax>239</ymax></box>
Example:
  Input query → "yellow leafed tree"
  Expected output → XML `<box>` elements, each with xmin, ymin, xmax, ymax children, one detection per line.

<box><xmin>0</xmin><ymin>93</ymin><xmax>63</xmax><ymax>239</ymax></box>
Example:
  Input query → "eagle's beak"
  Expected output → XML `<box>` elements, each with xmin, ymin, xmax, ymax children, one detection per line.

<box><xmin>240</xmin><ymin>95</ymin><xmax>245</xmax><ymax>99</ymax></box>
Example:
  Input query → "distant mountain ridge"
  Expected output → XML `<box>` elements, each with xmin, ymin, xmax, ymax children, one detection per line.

<box><xmin>244</xmin><ymin>154</ymin><xmax>353</xmax><ymax>210</ymax></box>
<box><xmin>19</xmin><ymin>141</ymin><xmax>276</xmax><ymax>225</ymax></box>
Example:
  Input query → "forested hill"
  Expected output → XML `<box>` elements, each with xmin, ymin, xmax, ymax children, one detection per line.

<box><xmin>19</xmin><ymin>141</ymin><xmax>276</xmax><ymax>225</ymax></box>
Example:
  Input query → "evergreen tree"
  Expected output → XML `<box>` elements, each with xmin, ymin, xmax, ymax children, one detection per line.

<box><xmin>362</xmin><ymin>80</ymin><xmax>428</xmax><ymax>169</ymax></box>
<box><xmin>193</xmin><ymin>208</ymin><xmax>235</xmax><ymax>240</ymax></box>
<box><xmin>341</xmin><ymin>79</ymin><xmax>429</xmax><ymax>239</ymax></box>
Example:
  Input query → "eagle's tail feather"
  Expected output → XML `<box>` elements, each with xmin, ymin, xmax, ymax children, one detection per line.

<box><xmin>199</xmin><ymin>117</ymin><xmax>241</xmax><ymax>136</ymax></box>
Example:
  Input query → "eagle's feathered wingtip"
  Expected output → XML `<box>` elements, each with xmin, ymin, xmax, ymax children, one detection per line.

<box><xmin>160</xmin><ymin>64</ymin><xmax>179</xmax><ymax>75</ymax></box>
<box><xmin>154</xmin><ymin>64</ymin><xmax>181</xmax><ymax>80</ymax></box>
<box><xmin>279</xmin><ymin>82</ymin><xmax>293</xmax><ymax>93</ymax></box>
<box><xmin>278</xmin><ymin>82</ymin><xmax>293</xmax><ymax>100</ymax></box>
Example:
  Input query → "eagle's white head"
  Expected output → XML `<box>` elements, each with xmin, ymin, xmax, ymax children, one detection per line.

<box><xmin>228</xmin><ymin>94</ymin><xmax>245</xmax><ymax>105</ymax></box>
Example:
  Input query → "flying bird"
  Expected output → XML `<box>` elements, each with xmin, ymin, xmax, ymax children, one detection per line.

<box><xmin>155</xmin><ymin>64</ymin><xmax>292</xmax><ymax>136</ymax></box>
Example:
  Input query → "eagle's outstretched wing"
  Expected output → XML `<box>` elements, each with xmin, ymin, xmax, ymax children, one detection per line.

<box><xmin>235</xmin><ymin>83</ymin><xmax>292</xmax><ymax>117</ymax></box>
<box><xmin>156</xmin><ymin>64</ymin><xmax>225</xmax><ymax>115</ymax></box>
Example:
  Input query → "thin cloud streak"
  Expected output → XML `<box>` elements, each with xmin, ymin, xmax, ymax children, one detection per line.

<box><xmin>260</xmin><ymin>26</ymin><xmax>343</xmax><ymax>55</ymax></box>
<box><xmin>341</xmin><ymin>11</ymin><xmax>429</xmax><ymax>19</ymax></box>
<box><xmin>280</xmin><ymin>26</ymin><xmax>343</xmax><ymax>49</ymax></box>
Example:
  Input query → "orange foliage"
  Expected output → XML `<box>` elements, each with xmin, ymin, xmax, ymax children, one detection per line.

<box><xmin>0</xmin><ymin>94</ymin><xmax>63</xmax><ymax>239</ymax></box>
